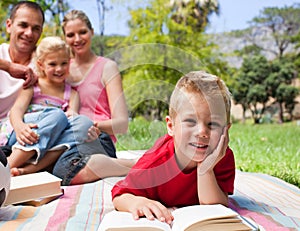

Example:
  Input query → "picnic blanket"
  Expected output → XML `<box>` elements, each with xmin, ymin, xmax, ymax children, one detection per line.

<box><xmin>0</xmin><ymin>152</ymin><xmax>299</xmax><ymax>230</ymax></box>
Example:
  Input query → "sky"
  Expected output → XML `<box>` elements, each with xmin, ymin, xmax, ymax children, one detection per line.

<box><xmin>70</xmin><ymin>0</ymin><xmax>298</xmax><ymax>35</ymax></box>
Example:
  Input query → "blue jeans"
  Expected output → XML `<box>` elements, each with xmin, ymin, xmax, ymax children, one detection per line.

<box><xmin>52</xmin><ymin>131</ymin><xmax>116</xmax><ymax>186</ymax></box>
<box><xmin>8</xmin><ymin>107</ymin><xmax>70</xmax><ymax>163</ymax></box>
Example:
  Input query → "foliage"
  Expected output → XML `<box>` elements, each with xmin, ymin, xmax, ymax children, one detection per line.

<box><xmin>169</xmin><ymin>0</ymin><xmax>219</xmax><ymax>32</ymax></box>
<box><xmin>248</xmin><ymin>3</ymin><xmax>300</xmax><ymax>59</ymax></box>
<box><xmin>232</xmin><ymin>54</ymin><xmax>298</xmax><ymax>124</ymax></box>
<box><xmin>117</xmin><ymin>0</ymin><xmax>229</xmax><ymax>120</ymax></box>
<box><xmin>116</xmin><ymin>119</ymin><xmax>300</xmax><ymax>187</ymax></box>
<box><xmin>231</xmin><ymin>55</ymin><xmax>269</xmax><ymax>123</ymax></box>
<box><xmin>0</xmin><ymin>1</ymin><xmax>9</xmax><ymax>43</ymax></box>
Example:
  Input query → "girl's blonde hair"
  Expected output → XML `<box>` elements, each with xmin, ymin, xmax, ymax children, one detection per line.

<box><xmin>35</xmin><ymin>36</ymin><xmax>70</xmax><ymax>78</ymax></box>
<box><xmin>169</xmin><ymin>71</ymin><xmax>232</xmax><ymax>124</ymax></box>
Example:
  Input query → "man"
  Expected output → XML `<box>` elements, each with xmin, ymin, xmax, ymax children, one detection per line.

<box><xmin>0</xmin><ymin>1</ymin><xmax>44</xmax><ymax>152</ymax></box>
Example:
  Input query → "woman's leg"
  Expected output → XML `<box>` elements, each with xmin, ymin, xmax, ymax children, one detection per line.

<box><xmin>70</xmin><ymin>154</ymin><xmax>137</xmax><ymax>185</ymax></box>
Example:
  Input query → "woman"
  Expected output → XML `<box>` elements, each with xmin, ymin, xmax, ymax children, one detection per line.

<box><xmin>52</xmin><ymin>10</ymin><xmax>135</xmax><ymax>185</ymax></box>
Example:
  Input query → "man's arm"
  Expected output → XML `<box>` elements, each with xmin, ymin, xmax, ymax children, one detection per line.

<box><xmin>0</xmin><ymin>59</ymin><xmax>37</xmax><ymax>88</ymax></box>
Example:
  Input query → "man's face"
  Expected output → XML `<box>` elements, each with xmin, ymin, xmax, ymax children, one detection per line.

<box><xmin>6</xmin><ymin>6</ymin><xmax>43</xmax><ymax>55</ymax></box>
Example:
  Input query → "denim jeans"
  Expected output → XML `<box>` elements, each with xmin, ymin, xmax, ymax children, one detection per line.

<box><xmin>8</xmin><ymin>107</ymin><xmax>69</xmax><ymax>163</ymax></box>
<box><xmin>52</xmin><ymin>131</ymin><xmax>116</xmax><ymax>185</ymax></box>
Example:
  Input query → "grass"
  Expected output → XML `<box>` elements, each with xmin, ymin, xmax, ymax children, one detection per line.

<box><xmin>116</xmin><ymin>117</ymin><xmax>300</xmax><ymax>187</ymax></box>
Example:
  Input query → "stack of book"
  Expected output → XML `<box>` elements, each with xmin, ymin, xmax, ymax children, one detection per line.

<box><xmin>5</xmin><ymin>171</ymin><xmax>63</xmax><ymax>206</ymax></box>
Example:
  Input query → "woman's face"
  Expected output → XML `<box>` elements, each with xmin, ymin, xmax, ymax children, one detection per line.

<box><xmin>63</xmin><ymin>18</ymin><xmax>93</xmax><ymax>56</ymax></box>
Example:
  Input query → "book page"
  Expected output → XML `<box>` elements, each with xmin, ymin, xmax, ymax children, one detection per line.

<box><xmin>171</xmin><ymin>204</ymin><xmax>238</xmax><ymax>231</ymax></box>
<box><xmin>98</xmin><ymin>210</ymin><xmax>171</xmax><ymax>231</ymax></box>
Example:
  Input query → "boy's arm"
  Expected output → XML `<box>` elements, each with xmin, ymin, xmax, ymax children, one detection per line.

<box><xmin>9</xmin><ymin>88</ymin><xmax>39</xmax><ymax>145</ymax></box>
<box><xmin>197</xmin><ymin>127</ymin><xmax>230</xmax><ymax>206</ymax></box>
<box><xmin>197</xmin><ymin>169</ymin><xmax>229</xmax><ymax>206</ymax></box>
<box><xmin>113</xmin><ymin>193</ymin><xmax>173</xmax><ymax>224</ymax></box>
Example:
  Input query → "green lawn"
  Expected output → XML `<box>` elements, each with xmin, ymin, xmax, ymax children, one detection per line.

<box><xmin>116</xmin><ymin>118</ymin><xmax>300</xmax><ymax>187</ymax></box>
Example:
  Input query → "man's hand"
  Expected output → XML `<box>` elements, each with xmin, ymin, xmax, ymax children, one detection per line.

<box><xmin>8</xmin><ymin>62</ymin><xmax>38</xmax><ymax>88</ymax></box>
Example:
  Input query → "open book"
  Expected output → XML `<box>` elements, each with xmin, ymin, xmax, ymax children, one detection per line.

<box><xmin>4</xmin><ymin>171</ymin><xmax>63</xmax><ymax>206</ymax></box>
<box><xmin>98</xmin><ymin>204</ymin><xmax>259</xmax><ymax>231</ymax></box>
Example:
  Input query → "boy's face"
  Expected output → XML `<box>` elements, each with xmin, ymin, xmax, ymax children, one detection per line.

<box><xmin>166</xmin><ymin>91</ymin><xmax>228</xmax><ymax>170</ymax></box>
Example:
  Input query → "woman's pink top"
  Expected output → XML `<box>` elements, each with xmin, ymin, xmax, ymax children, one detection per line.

<box><xmin>71</xmin><ymin>57</ymin><xmax>116</xmax><ymax>142</ymax></box>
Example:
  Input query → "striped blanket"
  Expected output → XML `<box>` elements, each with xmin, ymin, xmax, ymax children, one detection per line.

<box><xmin>0</xmin><ymin>169</ymin><xmax>299</xmax><ymax>230</ymax></box>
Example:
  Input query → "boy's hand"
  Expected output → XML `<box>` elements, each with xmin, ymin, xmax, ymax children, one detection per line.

<box><xmin>198</xmin><ymin>126</ymin><xmax>229</xmax><ymax>175</ymax></box>
<box><xmin>130</xmin><ymin>197</ymin><xmax>173</xmax><ymax>224</ymax></box>
<box><xmin>15</xmin><ymin>123</ymin><xmax>39</xmax><ymax>146</ymax></box>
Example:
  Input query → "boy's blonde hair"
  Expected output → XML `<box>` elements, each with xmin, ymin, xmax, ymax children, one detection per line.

<box><xmin>35</xmin><ymin>36</ymin><xmax>70</xmax><ymax>78</ymax></box>
<box><xmin>169</xmin><ymin>71</ymin><xmax>232</xmax><ymax>124</ymax></box>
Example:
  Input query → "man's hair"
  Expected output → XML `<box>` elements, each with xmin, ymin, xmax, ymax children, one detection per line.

<box><xmin>10</xmin><ymin>1</ymin><xmax>45</xmax><ymax>24</ymax></box>
<box><xmin>35</xmin><ymin>36</ymin><xmax>70</xmax><ymax>77</ymax></box>
<box><xmin>62</xmin><ymin>10</ymin><xmax>93</xmax><ymax>34</ymax></box>
<box><xmin>169</xmin><ymin>71</ymin><xmax>232</xmax><ymax>123</ymax></box>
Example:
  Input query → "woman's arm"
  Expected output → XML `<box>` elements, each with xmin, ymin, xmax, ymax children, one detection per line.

<box><xmin>95</xmin><ymin>59</ymin><xmax>128</xmax><ymax>135</ymax></box>
<box><xmin>65</xmin><ymin>88</ymin><xmax>80</xmax><ymax>117</ymax></box>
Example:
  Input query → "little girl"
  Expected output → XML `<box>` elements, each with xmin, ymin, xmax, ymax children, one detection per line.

<box><xmin>8</xmin><ymin>36</ymin><xmax>82</xmax><ymax>176</ymax></box>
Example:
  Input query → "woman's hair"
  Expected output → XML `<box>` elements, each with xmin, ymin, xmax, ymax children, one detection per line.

<box><xmin>169</xmin><ymin>71</ymin><xmax>232</xmax><ymax>124</ymax></box>
<box><xmin>62</xmin><ymin>10</ymin><xmax>93</xmax><ymax>34</ymax></box>
<box><xmin>35</xmin><ymin>36</ymin><xmax>70</xmax><ymax>77</ymax></box>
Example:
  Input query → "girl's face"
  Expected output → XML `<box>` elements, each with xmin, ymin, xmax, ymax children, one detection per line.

<box><xmin>38</xmin><ymin>49</ymin><xmax>70</xmax><ymax>84</ymax></box>
<box><xmin>63</xmin><ymin>18</ymin><xmax>93</xmax><ymax>56</ymax></box>
<box><xmin>166</xmin><ymin>91</ymin><xmax>228</xmax><ymax>171</ymax></box>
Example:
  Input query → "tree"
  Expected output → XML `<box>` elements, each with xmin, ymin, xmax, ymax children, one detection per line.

<box><xmin>232</xmin><ymin>55</ymin><xmax>270</xmax><ymax>124</ymax></box>
<box><xmin>118</xmin><ymin>0</ymin><xmax>229</xmax><ymax>120</ymax></box>
<box><xmin>0</xmin><ymin>1</ymin><xmax>10</xmax><ymax>43</ymax></box>
<box><xmin>169</xmin><ymin>0</ymin><xmax>219</xmax><ymax>31</ymax></box>
<box><xmin>232</xmin><ymin>54</ymin><xmax>299</xmax><ymax>124</ymax></box>
<box><xmin>265</xmin><ymin>58</ymin><xmax>297</xmax><ymax>123</ymax></box>
<box><xmin>248</xmin><ymin>4</ymin><xmax>300</xmax><ymax>59</ymax></box>
<box><xmin>276</xmin><ymin>84</ymin><xmax>299</xmax><ymax>121</ymax></box>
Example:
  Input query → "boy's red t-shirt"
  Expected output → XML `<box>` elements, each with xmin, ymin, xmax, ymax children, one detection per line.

<box><xmin>112</xmin><ymin>134</ymin><xmax>235</xmax><ymax>207</ymax></box>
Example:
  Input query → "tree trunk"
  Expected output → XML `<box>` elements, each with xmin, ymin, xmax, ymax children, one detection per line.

<box><xmin>278</xmin><ymin>102</ymin><xmax>284</xmax><ymax>124</ymax></box>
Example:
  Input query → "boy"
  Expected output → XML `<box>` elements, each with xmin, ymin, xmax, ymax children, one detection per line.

<box><xmin>112</xmin><ymin>71</ymin><xmax>235</xmax><ymax>224</ymax></box>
